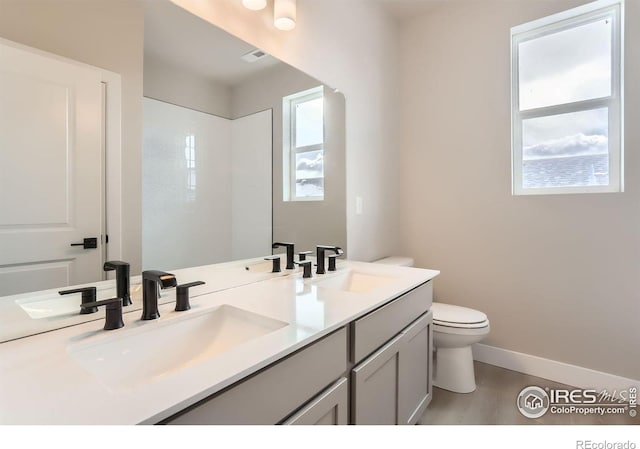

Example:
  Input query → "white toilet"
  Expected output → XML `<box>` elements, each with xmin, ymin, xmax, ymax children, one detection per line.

<box><xmin>374</xmin><ymin>256</ymin><xmax>490</xmax><ymax>394</ymax></box>
<box><xmin>431</xmin><ymin>302</ymin><xmax>489</xmax><ymax>393</ymax></box>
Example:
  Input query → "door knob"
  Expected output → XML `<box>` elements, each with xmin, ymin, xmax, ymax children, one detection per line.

<box><xmin>70</xmin><ymin>238</ymin><xmax>98</xmax><ymax>249</ymax></box>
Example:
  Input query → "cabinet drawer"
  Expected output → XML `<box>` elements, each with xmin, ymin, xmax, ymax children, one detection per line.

<box><xmin>282</xmin><ymin>377</ymin><xmax>348</xmax><ymax>425</ymax></box>
<box><xmin>351</xmin><ymin>281</ymin><xmax>432</xmax><ymax>363</ymax></box>
<box><xmin>167</xmin><ymin>327</ymin><xmax>347</xmax><ymax>425</ymax></box>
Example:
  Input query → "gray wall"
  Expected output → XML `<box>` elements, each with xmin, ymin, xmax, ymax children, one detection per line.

<box><xmin>232</xmin><ymin>63</ymin><xmax>347</xmax><ymax>254</ymax></box>
<box><xmin>398</xmin><ymin>0</ymin><xmax>640</xmax><ymax>379</ymax></box>
<box><xmin>0</xmin><ymin>0</ymin><xmax>144</xmax><ymax>275</ymax></box>
<box><xmin>143</xmin><ymin>54</ymin><xmax>232</xmax><ymax>119</ymax></box>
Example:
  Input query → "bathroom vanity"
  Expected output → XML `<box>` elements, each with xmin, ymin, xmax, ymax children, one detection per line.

<box><xmin>0</xmin><ymin>259</ymin><xmax>439</xmax><ymax>425</ymax></box>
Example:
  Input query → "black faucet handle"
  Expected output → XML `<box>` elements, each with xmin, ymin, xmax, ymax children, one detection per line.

<box><xmin>328</xmin><ymin>254</ymin><xmax>342</xmax><ymax>272</ymax></box>
<box><xmin>294</xmin><ymin>260</ymin><xmax>313</xmax><ymax>278</ymax></box>
<box><xmin>175</xmin><ymin>281</ymin><xmax>206</xmax><ymax>312</ymax></box>
<box><xmin>80</xmin><ymin>297</ymin><xmax>124</xmax><ymax>330</ymax></box>
<box><xmin>59</xmin><ymin>287</ymin><xmax>98</xmax><ymax>315</ymax></box>
<box><xmin>298</xmin><ymin>251</ymin><xmax>312</xmax><ymax>261</ymax></box>
<box><xmin>264</xmin><ymin>255</ymin><xmax>281</xmax><ymax>273</ymax></box>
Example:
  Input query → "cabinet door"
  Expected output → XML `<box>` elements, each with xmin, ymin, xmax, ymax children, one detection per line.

<box><xmin>282</xmin><ymin>377</ymin><xmax>348</xmax><ymax>425</ymax></box>
<box><xmin>352</xmin><ymin>334</ymin><xmax>403</xmax><ymax>425</ymax></box>
<box><xmin>398</xmin><ymin>311</ymin><xmax>432</xmax><ymax>425</ymax></box>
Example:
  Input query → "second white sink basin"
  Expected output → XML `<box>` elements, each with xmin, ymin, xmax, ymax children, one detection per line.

<box><xmin>67</xmin><ymin>305</ymin><xmax>287</xmax><ymax>391</ymax></box>
<box><xmin>312</xmin><ymin>270</ymin><xmax>395</xmax><ymax>294</ymax></box>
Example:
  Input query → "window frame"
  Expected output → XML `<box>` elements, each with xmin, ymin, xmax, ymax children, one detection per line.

<box><xmin>511</xmin><ymin>0</ymin><xmax>624</xmax><ymax>195</ymax></box>
<box><xmin>283</xmin><ymin>85</ymin><xmax>325</xmax><ymax>202</ymax></box>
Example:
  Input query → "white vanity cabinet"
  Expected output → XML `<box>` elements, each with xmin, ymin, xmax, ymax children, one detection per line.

<box><xmin>165</xmin><ymin>281</ymin><xmax>433</xmax><ymax>426</ymax></box>
<box><xmin>351</xmin><ymin>282</ymin><xmax>433</xmax><ymax>425</ymax></box>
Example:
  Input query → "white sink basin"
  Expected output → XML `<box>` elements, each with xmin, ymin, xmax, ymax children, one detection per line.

<box><xmin>67</xmin><ymin>305</ymin><xmax>287</xmax><ymax>391</ymax></box>
<box><xmin>15</xmin><ymin>284</ymin><xmax>142</xmax><ymax>320</ymax></box>
<box><xmin>312</xmin><ymin>270</ymin><xmax>395</xmax><ymax>294</ymax></box>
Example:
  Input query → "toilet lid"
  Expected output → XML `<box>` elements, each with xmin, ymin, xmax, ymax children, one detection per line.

<box><xmin>432</xmin><ymin>302</ymin><xmax>488</xmax><ymax>326</ymax></box>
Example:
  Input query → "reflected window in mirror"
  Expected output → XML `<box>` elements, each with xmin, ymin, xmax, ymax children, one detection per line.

<box><xmin>283</xmin><ymin>86</ymin><xmax>325</xmax><ymax>201</ymax></box>
<box><xmin>185</xmin><ymin>134</ymin><xmax>197</xmax><ymax>202</ymax></box>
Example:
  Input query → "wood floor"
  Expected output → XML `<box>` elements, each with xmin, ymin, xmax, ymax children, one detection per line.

<box><xmin>419</xmin><ymin>361</ymin><xmax>638</xmax><ymax>425</ymax></box>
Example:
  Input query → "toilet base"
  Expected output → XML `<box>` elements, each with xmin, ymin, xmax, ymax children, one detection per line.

<box><xmin>433</xmin><ymin>345</ymin><xmax>477</xmax><ymax>393</ymax></box>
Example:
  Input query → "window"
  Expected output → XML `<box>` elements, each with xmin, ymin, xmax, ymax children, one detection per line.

<box><xmin>511</xmin><ymin>0</ymin><xmax>623</xmax><ymax>195</ymax></box>
<box><xmin>185</xmin><ymin>134</ymin><xmax>196</xmax><ymax>201</ymax></box>
<box><xmin>283</xmin><ymin>86</ymin><xmax>324</xmax><ymax>201</ymax></box>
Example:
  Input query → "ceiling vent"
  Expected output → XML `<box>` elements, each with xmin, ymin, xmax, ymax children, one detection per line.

<box><xmin>241</xmin><ymin>49</ymin><xmax>269</xmax><ymax>63</ymax></box>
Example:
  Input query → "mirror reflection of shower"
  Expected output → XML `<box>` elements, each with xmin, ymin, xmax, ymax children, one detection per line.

<box><xmin>142</xmin><ymin>98</ymin><xmax>272</xmax><ymax>270</ymax></box>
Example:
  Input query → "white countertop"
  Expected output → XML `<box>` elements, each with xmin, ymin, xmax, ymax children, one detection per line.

<box><xmin>0</xmin><ymin>259</ymin><xmax>439</xmax><ymax>424</ymax></box>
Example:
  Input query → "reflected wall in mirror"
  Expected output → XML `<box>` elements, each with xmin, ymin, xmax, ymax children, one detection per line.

<box><xmin>143</xmin><ymin>0</ymin><xmax>346</xmax><ymax>270</ymax></box>
<box><xmin>0</xmin><ymin>0</ymin><xmax>345</xmax><ymax>340</ymax></box>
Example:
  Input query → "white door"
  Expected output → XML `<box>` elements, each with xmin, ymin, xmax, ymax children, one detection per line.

<box><xmin>0</xmin><ymin>40</ymin><xmax>104</xmax><ymax>297</ymax></box>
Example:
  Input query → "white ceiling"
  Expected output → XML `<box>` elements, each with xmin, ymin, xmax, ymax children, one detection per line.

<box><xmin>143</xmin><ymin>0</ymin><xmax>282</xmax><ymax>87</ymax></box>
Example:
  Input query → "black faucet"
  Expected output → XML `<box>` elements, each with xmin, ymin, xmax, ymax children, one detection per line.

<box><xmin>141</xmin><ymin>270</ymin><xmax>177</xmax><ymax>320</ymax></box>
<box><xmin>103</xmin><ymin>260</ymin><xmax>131</xmax><ymax>306</ymax></box>
<box><xmin>80</xmin><ymin>297</ymin><xmax>124</xmax><ymax>330</ymax></box>
<box><xmin>272</xmin><ymin>242</ymin><xmax>295</xmax><ymax>269</ymax></box>
<box><xmin>316</xmin><ymin>245</ymin><xmax>343</xmax><ymax>274</ymax></box>
<box><xmin>59</xmin><ymin>286</ymin><xmax>98</xmax><ymax>315</ymax></box>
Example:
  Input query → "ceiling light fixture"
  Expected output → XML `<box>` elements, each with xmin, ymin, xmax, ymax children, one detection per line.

<box><xmin>274</xmin><ymin>0</ymin><xmax>296</xmax><ymax>31</ymax></box>
<box><xmin>242</xmin><ymin>0</ymin><xmax>267</xmax><ymax>11</ymax></box>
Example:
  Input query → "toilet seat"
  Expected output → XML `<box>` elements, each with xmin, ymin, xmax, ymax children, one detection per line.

<box><xmin>433</xmin><ymin>322</ymin><xmax>490</xmax><ymax>336</ymax></box>
<box><xmin>432</xmin><ymin>302</ymin><xmax>489</xmax><ymax>329</ymax></box>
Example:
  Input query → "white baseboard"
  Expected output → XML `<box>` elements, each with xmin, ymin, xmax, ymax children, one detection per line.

<box><xmin>472</xmin><ymin>343</ymin><xmax>639</xmax><ymax>392</ymax></box>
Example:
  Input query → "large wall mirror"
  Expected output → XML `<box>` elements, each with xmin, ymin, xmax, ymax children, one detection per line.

<box><xmin>142</xmin><ymin>0</ymin><xmax>346</xmax><ymax>271</ymax></box>
<box><xmin>0</xmin><ymin>0</ymin><xmax>346</xmax><ymax>341</ymax></box>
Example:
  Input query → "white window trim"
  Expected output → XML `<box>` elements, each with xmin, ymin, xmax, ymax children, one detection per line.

<box><xmin>511</xmin><ymin>0</ymin><xmax>624</xmax><ymax>196</ymax></box>
<box><xmin>283</xmin><ymin>85</ymin><xmax>325</xmax><ymax>202</ymax></box>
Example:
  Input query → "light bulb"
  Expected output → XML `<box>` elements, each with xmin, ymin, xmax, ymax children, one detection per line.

<box><xmin>242</xmin><ymin>0</ymin><xmax>267</xmax><ymax>11</ymax></box>
<box><xmin>274</xmin><ymin>0</ymin><xmax>296</xmax><ymax>31</ymax></box>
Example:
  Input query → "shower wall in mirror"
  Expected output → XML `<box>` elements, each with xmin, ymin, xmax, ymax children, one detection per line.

<box><xmin>142</xmin><ymin>99</ymin><xmax>271</xmax><ymax>270</ymax></box>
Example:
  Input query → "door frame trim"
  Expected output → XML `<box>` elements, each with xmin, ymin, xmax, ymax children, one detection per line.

<box><xmin>100</xmin><ymin>69</ymin><xmax>123</xmax><ymax>266</ymax></box>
